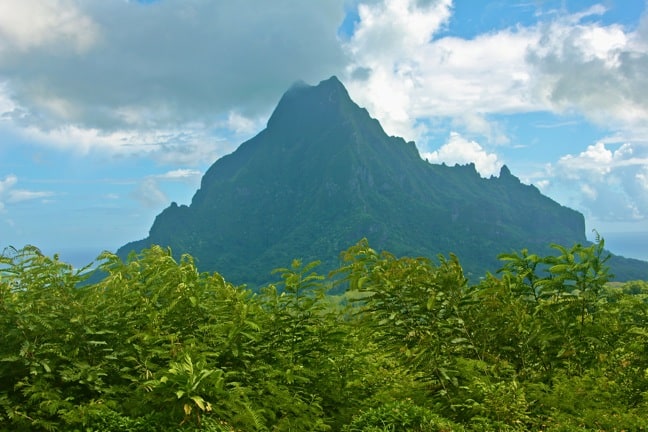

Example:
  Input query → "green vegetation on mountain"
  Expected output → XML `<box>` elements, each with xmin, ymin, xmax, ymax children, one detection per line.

<box><xmin>1</xmin><ymin>239</ymin><xmax>647</xmax><ymax>431</ymax></box>
<box><xmin>118</xmin><ymin>76</ymin><xmax>648</xmax><ymax>285</ymax></box>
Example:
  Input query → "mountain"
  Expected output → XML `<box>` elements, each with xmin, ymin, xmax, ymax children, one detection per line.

<box><xmin>118</xmin><ymin>76</ymin><xmax>648</xmax><ymax>285</ymax></box>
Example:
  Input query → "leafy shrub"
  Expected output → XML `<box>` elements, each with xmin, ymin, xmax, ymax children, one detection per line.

<box><xmin>343</xmin><ymin>399</ymin><xmax>463</xmax><ymax>432</ymax></box>
<box><xmin>1</xmin><ymin>239</ymin><xmax>647</xmax><ymax>431</ymax></box>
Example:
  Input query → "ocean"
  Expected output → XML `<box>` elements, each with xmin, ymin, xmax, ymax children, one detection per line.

<box><xmin>596</xmin><ymin>231</ymin><xmax>648</xmax><ymax>262</ymax></box>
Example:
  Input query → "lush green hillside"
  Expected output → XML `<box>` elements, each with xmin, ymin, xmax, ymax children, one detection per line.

<box><xmin>1</xmin><ymin>240</ymin><xmax>647</xmax><ymax>431</ymax></box>
<box><xmin>118</xmin><ymin>77</ymin><xmax>648</xmax><ymax>285</ymax></box>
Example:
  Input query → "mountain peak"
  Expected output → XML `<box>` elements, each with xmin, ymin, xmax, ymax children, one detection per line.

<box><xmin>266</xmin><ymin>76</ymin><xmax>355</xmax><ymax>130</ymax></box>
<box><xmin>286</xmin><ymin>75</ymin><xmax>343</xmax><ymax>92</ymax></box>
<box><xmin>497</xmin><ymin>164</ymin><xmax>522</xmax><ymax>185</ymax></box>
<box><xmin>318</xmin><ymin>75</ymin><xmax>345</xmax><ymax>89</ymax></box>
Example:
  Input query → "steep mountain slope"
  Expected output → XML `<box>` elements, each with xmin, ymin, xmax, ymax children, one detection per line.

<box><xmin>119</xmin><ymin>76</ymin><xmax>647</xmax><ymax>284</ymax></box>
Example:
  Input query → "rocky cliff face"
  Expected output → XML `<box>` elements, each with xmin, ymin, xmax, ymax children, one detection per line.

<box><xmin>118</xmin><ymin>76</ymin><xmax>618</xmax><ymax>285</ymax></box>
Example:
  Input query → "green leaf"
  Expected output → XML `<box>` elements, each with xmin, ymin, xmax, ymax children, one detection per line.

<box><xmin>190</xmin><ymin>395</ymin><xmax>206</xmax><ymax>411</ymax></box>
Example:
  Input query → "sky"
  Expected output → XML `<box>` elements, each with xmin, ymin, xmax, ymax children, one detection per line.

<box><xmin>1</xmin><ymin>0</ymin><xmax>647</xmax><ymax>266</ymax></box>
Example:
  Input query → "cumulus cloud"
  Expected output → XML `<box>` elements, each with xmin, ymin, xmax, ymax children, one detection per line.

<box><xmin>344</xmin><ymin>0</ymin><xmax>648</xmax><ymax>152</ymax></box>
<box><xmin>0</xmin><ymin>0</ymin><xmax>98</xmax><ymax>53</ymax></box>
<box><xmin>344</xmin><ymin>0</ymin><xmax>535</xmax><ymax>142</ymax></box>
<box><xmin>0</xmin><ymin>0</ymin><xmax>347</xmax><ymax>158</ymax></box>
<box><xmin>344</xmin><ymin>0</ymin><xmax>453</xmax><ymax>140</ymax></box>
<box><xmin>527</xmin><ymin>6</ymin><xmax>648</xmax><ymax>133</ymax></box>
<box><xmin>422</xmin><ymin>132</ymin><xmax>503</xmax><ymax>177</ymax></box>
<box><xmin>2</xmin><ymin>1</ymin><xmax>646</xmax><ymax>135</ymax></box>
<box><xmin>546</xmin><ymin>141</ymin><xmax>648</xmax><ymax>222</ymax></box>
<box><xmin>3</xmin><ymin>0</ymin><xmax>646</xmax><ymax>169</ymax></box>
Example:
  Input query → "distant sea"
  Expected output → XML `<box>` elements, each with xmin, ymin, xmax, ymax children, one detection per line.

<box><xmin>594</xmin><ymin>231</ymin><xmax>648</xmax><ymax>262</ymax></box>
<box><xmin>43</xmin><ymin>247</ymin><xmax>108</xmax><ymax>269</ymax></box>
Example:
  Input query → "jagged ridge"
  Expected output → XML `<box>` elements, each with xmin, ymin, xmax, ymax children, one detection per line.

<box><xmin>119</xmin><ymin>76</ymin><xmax>647</xmax><ymax>284</ymax></box>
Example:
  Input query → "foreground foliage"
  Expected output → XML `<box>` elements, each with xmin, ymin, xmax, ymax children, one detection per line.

<box><xmin>1</xmin><ymin>239</ymin><xmax>647</xmax><ymax>431</ymax></box>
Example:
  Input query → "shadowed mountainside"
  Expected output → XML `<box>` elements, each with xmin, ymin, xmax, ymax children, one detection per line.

<box><xmin>118</xmin><ymin>76</ymin><xmax>648</xmax><ymax>284</ymax></box>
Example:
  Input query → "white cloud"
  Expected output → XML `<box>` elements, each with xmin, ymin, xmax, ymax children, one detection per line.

<box><xmin>8</xmin><ymin>190</ymin><xmax>55</xmax><ymax>203</ymax></box>
<box><xmin>422</xmin><ymin>132</ymin><xmax>502</xmax><ymax>177</ymax></box>
<box><xmin>557</xmin><ymin>142</ymin><xmax>614</xmax><ymax>176</ymax></box>
<box><xmin>225</xmin><ymin>112</ymin><xmax>264</xmax><ymax>137</ymax></box>
<box><xmin>155</xmin><ymin>169</ymin><xmax>202</xmax><ymax>181</ymax></box>
<box><xmin>0</xmin><ymin>0</ymin><xmax>98</xmax><ymax>53</ymax></box>
<box><xmin>558</xmin><ymin>142</ymin><xmax>648</xmax><ymax>175</ymax></box>
<box><xmin>344</xmin><ymin>0</ymin><xmax>648</xmax><ymax>150</ymax></box>
<box><xmin>0</xmin><ymin>174</ymin><xmax>54</xmax><ymax>208</ymax></box>
<box><xmin>540</xmin><ymin>140</ymin><xmax>648</xmax><ymax>223</ymax></box>
<box><xmin>0</xmin><ymin>0</ymin><xmax>347</xmax><ymax>150</ymax></box>
<box><xmin>0</xmin><ymin>174</ymin><xmax>18</xmax><ymax>194</ymax></box>
<box><xmin>638</xmin><ymin>169</ymin><xmax>648</xmax><ymax>193</ymax></box>
<box><xmin>345</xmin><ymin>0</ymin><xmax>536</xmax><ymax>142</ymax></box>
<box><xmin>20</xmin><ymin>124</ymin><xmax>233</xmax><ymax>166</ymax></box>
<box><xmin>2</xmin><ymin>0</ymin><xmax>645</xmax><ymax>173</ymax></box>
<box><xmin>535</xmin><ymin>179</ymin><xmax>550</xmax><ymax>191</ymax></box>
<box><xmin>580</xmin><ymin>183</ymin><xmax>597</xmax><ymax>201</ymax></box>
<box><xmin>131</xmin><ymin>168</ymin><xmax>202</xmax><ymax>209</ymax></box>
<box><xmin>452</xmin><ymin>113</ymin><xmax>510</xmax><ymax>145</ymax></box>
<box><xmin>132</xmin><ymin>178</ymin><xmax>167</xmax><ymax>209</ymax></box>
<box><xmin>0</xmin><ymin>82</ymin><xmax>17</xmax><ymax>117</ymax></box>
<box><xmin>344</xmin><ymin>0</ymin><xmax>454</xmax><ymax>140</ymax></box>
<box><xmin>0</xmin><ymin>1</ymin><xmax>352</xmax><ymax>164</ymax></box>
<box><xmin>349</xmin><ymin>0</ymin><xmax>452</xmax><ymax>61</ymax></box>
<box><xmin>526</xmin><ymin>7</ymin><xmax>648</xmax><ymax>133</ymax></box>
